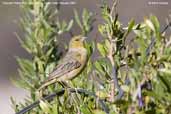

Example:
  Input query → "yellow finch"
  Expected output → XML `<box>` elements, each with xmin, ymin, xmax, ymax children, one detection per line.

<box><xmin>38</xmin><ymin>35</ymin><xmax>88</xmax><ymax>95</ymax></box>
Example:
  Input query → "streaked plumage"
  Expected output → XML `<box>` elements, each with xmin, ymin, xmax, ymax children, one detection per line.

<box><xmin>38</xmin><ymin>35</ymin><xmax>87</xmax><ymax>92</ymax></box>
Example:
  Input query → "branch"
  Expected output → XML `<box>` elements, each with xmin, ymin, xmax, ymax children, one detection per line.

<box><xmin>146</xmin><ymin>22</ymin><xmax>171</xmax><ymax>57</ymax></box>
<box><xmin>15</xmin><ymin>88</ymin><xmax>109</xmax><ymax>114</ymax></box>
<box><xmin>106</xmin><ymin>0</ymin><xmax>124</xmax><ymax>101</ymax></box>
<box><xmin>110</xmin><ymin>0</ymin><xmax>118</xmax><ymax>16</ymax></box>
<box><xmin>111</xmin><ymin>65</ymin><xmax>124</xmax><ymax>101</ymax></box>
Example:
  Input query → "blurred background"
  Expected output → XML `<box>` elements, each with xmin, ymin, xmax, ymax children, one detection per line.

<box><xmin>0</xmin><ymin>0</ymin><xmax>170</xmax><ymax>113</ymax></box>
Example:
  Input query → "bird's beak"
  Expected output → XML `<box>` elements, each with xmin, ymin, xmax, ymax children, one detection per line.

<box><xmin>81</xmin><ymin>36</ymin><xmax>87</xmax><ymax>41</ymax></box>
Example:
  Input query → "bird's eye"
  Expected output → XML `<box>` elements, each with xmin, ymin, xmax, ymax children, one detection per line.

<box><xmin>75</xmin><ymin>39</ymin><xmax>79</xmax><ymax>41</ymax></box>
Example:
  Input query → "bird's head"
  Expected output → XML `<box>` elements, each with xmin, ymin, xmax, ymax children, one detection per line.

<box><xmin>69</xmin><ymin>35</ymin><xmax>87</xmax><ymax>49</ymax></box>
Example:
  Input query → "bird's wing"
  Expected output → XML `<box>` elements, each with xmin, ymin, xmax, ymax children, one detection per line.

<box><xmin>46</xmin><ymin>51</ymin><xmax>81</xmax><ymax>81</ymax></box>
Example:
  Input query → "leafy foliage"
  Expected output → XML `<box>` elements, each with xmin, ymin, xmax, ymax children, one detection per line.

<box><xmin>11</xmin><ymin>0</ymin><xmax>171</xmax><ymax>114</ymax></box>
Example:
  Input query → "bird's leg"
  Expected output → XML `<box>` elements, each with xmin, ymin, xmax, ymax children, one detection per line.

<box><xmin>35</xmin><ymin>89</ymin><xmax>43</xmax><ymax>99</ymax></box>
<box><xmin>37</xmin><ymin>80</ymin><xmax>72</xmax><ymax>99</ymax></box>
<box><xmin>58</xmin><ymin>80</ymin><xmax>74</xmax><ymax>100</ymax></box>
<box><xmin>36</xmin><ymin>85</ymin><xmax>47</xmax><ymax>99</ymax></box>
<box><xmin>36</xmin><ymin>79</ymin><xmax>58</xmax><ymax>99</ymax></box>
<box><xmin>38</xmin><ymin>89</ymin><xmax>43</xmax><ymax>98</ymax></box>
<box><xmin>58</xmin><ymin>80</ymin><xmax>71</xmax><ymax>88</ymax></box>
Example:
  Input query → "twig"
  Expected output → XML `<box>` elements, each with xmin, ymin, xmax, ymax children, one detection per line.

<box><xmin>146</xmin><ymin>36</ymin><xmax>155</xmax><ymax>57</ymax></box>
<box><xmin>15</xmin><ymin>88</ymin><xmax>109</xmax><ymax>114</ymax></box>
<box><xmin>107</xmin><ymin>31</ymin><xmax>124</xmax><ymax>102</ymax></box>
<box><xmin>107</xmin><ymin>32</ymin><xmax>116</xmax><ymax>102</ymax></box>
<box><xmin>161</xmin><ymin>22</ymin><xmax>171</xmax><ymax>34</ymax></box>
<box><xmin>111</xmin><ymin>65</ymin><xmax>124</xmax><ymax>101</ymax></box>
<box><xmin>110</xmin><ymin>0</ymin><xmax>118</xmax><ymax>16</ymax></box>
<box><xmin>106</xmin><ymin>0</ymin><xmax>124</xmax><ymax>102</ymax></box>
<box><xmin>146</xmin><ymin>22</ymin><xmax>171</xmax><ymax>57</ymax></box>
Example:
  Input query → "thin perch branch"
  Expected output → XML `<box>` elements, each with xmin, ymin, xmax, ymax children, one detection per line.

<box><xmin>15</xmin><ymin>88</ymin><xmax>109</xmax><ymax>114</ymax></box>
<box><xmin>110</xmin><ymin>0</ymin><xmax>118</xmax><ymax>16</ymax></box>
<box><xmin>146</xmin><ymin>22</ymin><xmax>171</xmax><ymax>56</ymax></box>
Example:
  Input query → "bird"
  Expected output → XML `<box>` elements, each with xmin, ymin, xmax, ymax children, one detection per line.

<box><xmin>37</xmin><ymin>35</ymin><xmax>88</xmax><ymax>97</ymax></box>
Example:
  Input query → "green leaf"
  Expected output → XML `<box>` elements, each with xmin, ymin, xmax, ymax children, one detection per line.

<box><xmin>104</xmin><ymin>39</ymin><xmax>110</xmax><ymax>51</ymax></box>
<box><xmin>150</xmin><ymin>15</ymin><xmax>160</xmax><ymax>33</ymax></box>
<box><xmin>45</xmin><ymin>62</ymin><xmax>56</xmax><ymax>75</ymax></box>
<box><xmin>98</xmin><ymin>25</ymin><xmax>106</xmax><ymax>37</ymax></box>
<box><xmin>95</xmin><ymin>61</ymin><xmax>104</xmax><ymax>74</ymax></box>
<box><xmin>92</xmin><ymin>109</ymin><xmax>106</xmax><ymax>114</ymax></box>
<box><xmin>46</xmin><ymin>47</ymin><xmax>54</xmax><ymax>57</ymax></box>
<box><xmin>74</xmin><ymin>9</ymin><xmax>83</xmax><ymax>29</ymax></box>
<box><xmin>96</xmin><ymin>91</ymin><xmax>108</xmax><ymax>99</ymax></box>
<box><xmin>66</xmin><ymin>19</ymin><xmax>74</xmax><ymax>31</ymax></box>
<box><xmin>10</xmin><ymin>97</ymin><xmax>18</xmax><ymax>112</ymax></box>
<box><xmin>158</xmin><ymin>68</ymin><xmax>171</xmax><ymax>76</ymax></box>
<box><xmin>51</xmin><ymin>103</ymin><xmax>58</xmax><ymax>114</ymax></box>
<box><xmin>122</xmin><ymin>19</ymin><xmax>135</xmax><ymax>43</ymax></box>
<box><xmin>97</xmin><ymin>43</ymin><xmax>107</xmax><ymax>57</ymax></box>
<box><xmin>127</xmin><ymin>19</ymin><xmax>135</xmax><ymax>33</ymax></box>
<box><xmin>10</xmin><ymin>75</ymin><xmax>33</xmax><ymax>90</ymax></box>
<box><xmin>39</xmin><ymin>100</ymin><xmax>52</xmax><ymax>113</ymax></box>
<box><xmin>80</xmin><ymin>104</ymin><xmax>92</xmax><ymax>114</ymax></box>
<box><xmin>16</xmin><ymin>57</ymin><xmax>35</xmax><ymax>76</ymax></box>
<box><xmin>121</xmin><ymin>85</ymin><xmax>130</xmax><ymax>92</ymax></box>
<box><xmin>82</xmin><ymin>9</ymin><xmax>93</xmax><ymax>33</ymax></box>
<box><xmin>145</xmin><ymin>19</ymin><xmax>155</xmax><ymax>32</ymax></box>
<box><xmin>94</xmin><ymin>59</ymin><xmax>111</xmax><ymax>80</ymax></box>
<box><xmin>85</xmin><ymin>41</ymin><xmax>95</xmax><ymax>57</ymax></box>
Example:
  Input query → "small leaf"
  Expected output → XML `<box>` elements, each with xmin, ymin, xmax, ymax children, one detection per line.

<box><xmin>66</xmin><ymin>19</ymin><xmax>74</xmax><ymax>31</ymax></box>
<box><xmin>80</xmin><ymin>105</ymin><xmax>92</xmax><ymax>114</ymax></box>
<box><xmin>39</xmin><ymin>100</ymin><xmax>51</xmax><ymax>113</ymax></box>
<box><xmin>95</xmin><ymin>61</ymin><xmax>104</xmax><ymax>74</ymax></box>
<box><xmin>45</xmin><ymin>62</ymin><xmax>56</xmax><ymax>75</ymax></box>
<box><xmin>74</xmin><ymin>9</ymin><xmax>83</xmax><ymax>29</ymax></box>
<box><xmin>158</xmin><ymin>68</ymin><xmax>171</xmax><ymax>76</ymax></box>
<box><xmin>97</xmin><ymin>43</ymin><xmax>107</xmax><ymax>57</ymax></box>
<box><xmin>121</xmin><ymin>85</ymin><xmax>130</xmax><ymax>92</ymax></box>
<box><xmin>104</xmin><ymin>39</ymin><xmax>110</xmax><ymax>51</ymax></box>
<box><xmin>96</xmin><ymin>91</ymin><xmax>108</xmax><ymax>99</ymax></box>
<box><xmin>92</xmin><ymin>109</ymin><xmax>106</xmax><ymax>114</ymax></box>
<box><xmin>98</xmin><ymin>25</ymin><xmax>106</xmax><ymax>37</ymax></box>
<box><xmin>145</xmin><ymin>19</ymin><xmax>155</xmax><ymax>31</ymax></box>
<box><xmin>150</xmin><ymin>15</ymin><xmax>160</xmax><ymax>33</ymax></box>
<box><xmin>127</xmin><ymin>19</ymin><xmax>135</xmax><ymax>33</ymax></box>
